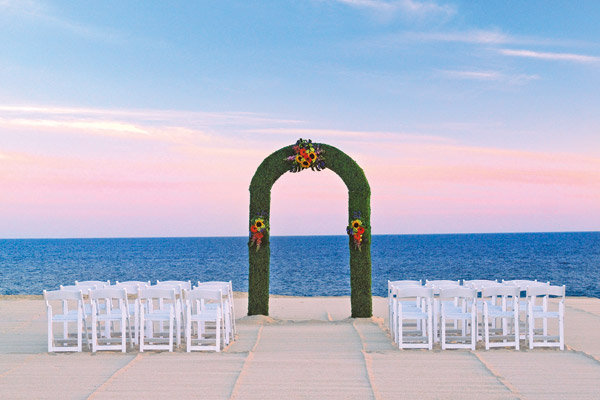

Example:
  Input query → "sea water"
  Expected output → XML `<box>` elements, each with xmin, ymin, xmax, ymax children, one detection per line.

<box><xmin>0</xmin><ymin>232</ymin><xmax>598</xmax><ymax>297</ymax></box>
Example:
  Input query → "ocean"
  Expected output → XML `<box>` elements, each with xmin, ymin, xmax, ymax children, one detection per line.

<box><xmin>0</xmin><ymin>232</ymin><xmax>598</xmax><ymax>297</ymax></box>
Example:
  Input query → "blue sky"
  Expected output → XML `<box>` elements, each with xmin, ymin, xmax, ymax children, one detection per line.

<box><xmin>0</xmin><ymin>1</ymin><xmax>599</xmax><ymax>237</ymax></box>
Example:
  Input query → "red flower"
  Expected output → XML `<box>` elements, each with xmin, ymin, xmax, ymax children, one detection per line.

<box><xmin>250</xmin><ymin>225</ymin><xmax>258</xmax><ymax>233</ymax></box>
<box><xmin>357</xmin><ymin>226</ymin><xmax>365</xmax><ymax>234</ymax></box>
<box><xmin>255</xmin><ymin>232</ymin><xmax>264</xmax><ymax>239</ymax></box>
<box><xmin>354</xmin><ymin>233</ymin><xmax>362</xmax><ymax>241</ymax></box>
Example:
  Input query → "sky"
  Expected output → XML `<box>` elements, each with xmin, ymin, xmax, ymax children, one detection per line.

<box><xmin>0</xmin><ymin>0</ymin><xmax>599</xmax><ymax>238</ymax></box>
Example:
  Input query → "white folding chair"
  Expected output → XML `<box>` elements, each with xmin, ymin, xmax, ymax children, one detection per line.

<box><xmin>439</xmin><ymin>287</ymin><xmax>477</xmax><ymax>350</ymax></box>
<box><xmin>184</xmin><ymin>288</ymin><xmax>223</xmax><ymax>352</ymax></box>
<box><xmin>425</xmin><ymin>280</ymin><xmax>461</xmax><ymax>343</ymax></box>
<box><xmin>393</xmin><ymin>286</ymin><xmax>433</xmax><ymax>349</ymax></box>
<box><xmin>44</xmin><ymin>289</ymin><xmax>88</xmax><ymax>352</ymax></box>
<box><xmin>138</xmin><ymin>287</ymin><xmax>177</xmax><ymax>352</ymax></box>
<box><xmin>503</xmin><ymin>279</ymin><xmax>550</xmax><ymax>338</ymax></box>
<box><xmin>197</xmin><ymin>281</ymin><xmax>234</xmax><ymax>344</ymax></box>
<box><xmin>527</xmin><ymin>285</ymin><xmax>565</xmax><ymax>350</ymax></box>
<box><xmin>387</xmin><ymin>280</ymin><xmax>422</xmax><ymax>339</ymax></box>
<box><xmin>90</xmin><ymin>288</ymin><xmax>133</xmax><ymax>353</ymax></box>
<box><xmin>463</xmin><ymin>280</ymin><xmax>501</xmax><ymax>340</ymax></box>
<box><xmin>114</xmin><ymin>281</ymin><xmax>150</xmax><ymax>345</ymax></box>
<box><xmin>482</xmin><ymin>286</ymin><xmax>520</xmax><ymax>350</ymax></box>
<box><xmin>155</xmin><ymin>281</ymin><xmax>190</xmax><ymax>346</ymax></box>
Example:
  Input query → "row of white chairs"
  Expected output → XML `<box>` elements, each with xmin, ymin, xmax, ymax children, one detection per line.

<box><xmin>44</xmin><ymin>280</ymin><xmax>236</xmax><ymax>353</ymax></box>
<box><xmin>388</xmin><ymin>279</ymin><xmax>565</xmax><ymax>351</ymax></box>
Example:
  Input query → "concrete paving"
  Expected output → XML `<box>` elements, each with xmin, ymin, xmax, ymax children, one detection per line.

<box><xmin>0</xmin><ymin>295</ymin><xmax>599</xmax><ymax>399</ymax></box>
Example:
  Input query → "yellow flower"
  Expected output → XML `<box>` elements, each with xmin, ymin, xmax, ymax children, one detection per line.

<box><xmin>351</xmin><ymin>219</ymin><xmax>362</xmax><ymax>229</ymax></box>
<box><xmin>308</xmin><ymin>151</ymin><xmax>316</xmax><ymax>161</ymax></box>
<box><xmin>301</xmin><ymin>159</ymin><xmax>311</xmax><ymax>168</ymax></box>
<box><xmin>295</xmin><ymin>154</ymin><xmax>304</xmax><ymax>164</ymax></box>
<box><xmin>254</xmin><ymin>218</ymin><xmax>265</xmax><ymax>230</ymax></box>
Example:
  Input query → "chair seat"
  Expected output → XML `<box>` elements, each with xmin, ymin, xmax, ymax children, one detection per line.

<box><xmin>190</xmin><ymin>310</ymin><xmax>221</xmax><ymax>322</ymax></box>
<box><xmin>51</xmin><ymin>312</ymin><xmax>81</xmax><ymax>322</ymax></box>
<box><xmin>144</xmin><ymin>310</ymin><xmax>173</xmax><ymax>321</ymax></box>
<box><xmin>96</xmin><ymin>311</ymin><xmax>127</xmax><ymax>321</ymax></box>
<box><xmin>532</xmin><ymin>311</ymin><xmax>560</xmax><ymax>318</ymax></box>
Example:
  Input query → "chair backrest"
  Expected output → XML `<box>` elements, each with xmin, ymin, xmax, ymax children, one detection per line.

<box><xmin>114</xmin><ymin>281</ymin><xmax>150</xmax><ymax>295</ymax></box>
<box><xmin>44</xmin><ymin>289</ymin><xmax>84</xmax><ymax>303</ymax></box>
<box><xmin>526</xmin><ymin>284</ymin><xmax>565</xmax><ymax>299</ymax></box>
<box><xmin>502</xmin><ymin>279</ymin><xmax>549</xmax><ymax>291</ymax></box>
<box><xmin>394</xmin><ymin>286</ymin><xmax>433</xmax><ymax>299</ymax></box>
<box><xmin>439</xmin><ymin>287</ymin><xmax>476</xmax><ymax>300</ymax></box>
<box><xmin>156</xmin><ymin>280</ymin><xmax>192</xmax><ymax>291</ymax></box>
<box><xmin>186</xmin><ymin>288</ymin><xmax>222</xmax><ymax>302</ymax></box>
<box><xmin>75</xmin><ymin>280</ymin><xmax>110</xmax><ymax>288</ymax></box>
<box><xmin>482</xmin><ymin>285</ymin><xmax>520</xmax><ymax>298</ymax></box>
<box><xmin>61</xmin><ymin>284</ymin><xmax>96</xmax><ymax>293</ymax></box>
<box><xmin>138</xmin><ymin>287</ymin><xmax>177</xmax><ymax>302</ymax></box>
<box><xmin>425</xmin><ymin>280</ymin><xmax>460</xmax><ymax>287</ymax></box>
<box><xmin>389</xmin><ymin>280</ymin><xmax>422</xmax><ymax>289</ymax></box>
<box><xmin>90</xmin><ymin>288</ymin><xmax>127</xmax><ymax>300</ymax></box>
<box><xmin>463</xmin><ymin>280</ymin><xmax>500</xmax><ymax>290</ymax></box>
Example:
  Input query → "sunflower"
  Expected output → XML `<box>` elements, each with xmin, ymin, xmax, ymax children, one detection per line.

<box><xmin>295</xmin><ymin>154</ymin><xmax>304</xmax><ymax>164</ymax></box>
<box><xmin>351</xmin><ymin>219</ymin><xmax>362</xmax><ymax>229</ymax></box>
<box><xmin>308</xmin><ymin>151</ymin><xmax>316</xmax><ymax>161</ymax></box>
<box><xmin>254</xmin><ymin>219</ymin><xmax>265</xmax><ymax>231</ymax></box>
<box><xmin>301</xmin><ymin>159</ymin><xmax>311</xmax><ymax>168</ymax></box>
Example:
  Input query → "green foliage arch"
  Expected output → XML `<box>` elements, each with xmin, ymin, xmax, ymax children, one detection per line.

<box><xmin>248</xmin><ymin>141</ymin><xmax>372</xmax><ymax>318</ymax></box>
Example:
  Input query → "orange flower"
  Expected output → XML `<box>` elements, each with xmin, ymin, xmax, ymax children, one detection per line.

<box><xmin>354</xmin><ymin>233</ymin><xmax>362</xmax><ymax>241</ymax></box>
<box><xmin>250</xmin><ymin>225</ymin><xmax>258</xmax><ymax>233</ymax></box>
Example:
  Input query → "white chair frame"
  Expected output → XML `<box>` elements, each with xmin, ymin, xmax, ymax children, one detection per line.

<box><xmin>138</xmin><ymin>287</ymin><xmax>177</xmax><ymax>352</ymax></box>
<box><xmin>185</xmin><ymin>288</ymin><xmax>223</xmax><ymax>352</ymax></box>
<box><xmin>393</xmin><ymin>286</ymin><xmax>433</xmax><ymax>350</ymax></box>
<box><xmin>482</xmin><ymin>286</ymin><xmax>520</xmax><ymax>350</ymax></box>
<box><xmin>44</xmin><ymin>289</ymin><xmax>88</xmax><ymax>352</ymax></box>
<box><xmin>527</xmin><ymin>285</ymin><xmax>565</xmax><ymax>350</ymax></box>
<box><xmin>439</xmin><ymin>287</ymin><xmax>477</xmax><ymax>350</ymax></box>
<box><xmin>90</xmin><ymin>288</ymin><xmax>133</xmax><ymax>353</ymax></box>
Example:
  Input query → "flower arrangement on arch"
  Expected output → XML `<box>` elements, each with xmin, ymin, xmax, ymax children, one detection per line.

<box><xmin>286</xmin><ymin>138</ymin><xmax>325</xmax><ymax>172</ymax></box>
<box><xmin>250</xmin><ymin>216</ymin><xmax>269</xmax><ymax>251</ymax></box>
<box><xmin>346</xmin><ymin>212</ymin><xmax>366</xmax><ymax>251</ymax></box>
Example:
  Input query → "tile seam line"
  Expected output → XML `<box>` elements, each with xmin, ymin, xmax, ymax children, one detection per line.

<box><xmin>86</xmin><ymin>353</ymin><xmax>142</xmax><ymax>399</ymax></box>
<box><xmin>351</xmin><ymin>319</ymin><xmax>382</xmax><ymax>400</ymax></box>
<box><xmin>228</xmin><ymin>323</ymin><xmax>264</xmax><ymax>400</ymax></box>
<box><xmin>471</xmin><ymin>352</ymin><xmax>523</xmax><ymax>400</ymax></box>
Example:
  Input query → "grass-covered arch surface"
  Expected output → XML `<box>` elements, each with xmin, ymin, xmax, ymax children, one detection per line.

<box><xmin>248</xmin><ymin>142</ymin><xmax>372</xmax><ymax>318</ymax></box>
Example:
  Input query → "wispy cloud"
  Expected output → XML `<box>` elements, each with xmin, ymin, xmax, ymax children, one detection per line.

<box><xmin>0</xmin><ymin>0</ymin><xmax>123</xmax><ymax>43</ymax></box>
<box><xmin>440</xmin><ymin>69</ymin><xmax>540</xmax><ymax>84</ymax></box>
<box><xmin>499</xmin><ymin>48</ymin><xmax>600</xmax><ymax>64</ymax></box>
<box><xmin>244</xmin><ymin>127</ymin><xmax>455</xmax><ymax>144</ymax></box>
<box><xmin>332</xmin><ymin>0</ymin><xmax>456</xmax><ymax>18</ymax></box>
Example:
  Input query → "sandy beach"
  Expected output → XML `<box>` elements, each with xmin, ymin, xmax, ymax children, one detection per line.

<box><xmin>1</xmin><ymin>294</ymin><xmax>599</xmax><ymax>399</ymax></box>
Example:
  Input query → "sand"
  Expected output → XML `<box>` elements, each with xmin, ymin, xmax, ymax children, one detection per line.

<box><xmin>0</xmin><ymin>295</ymin><xmax>599</xmax><ymax>399</ymax></box>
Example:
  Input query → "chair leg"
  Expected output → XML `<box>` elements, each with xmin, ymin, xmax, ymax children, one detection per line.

<box><xmin>514</xmin><ymin>311</ymin><xmax>520</xmax><ymax>350</ymax></box>
<box><xmin>140</xmin><ymin>308</ymin><xmax>145</xmax><ymax>352</ymax></box>
<box><xmin>77</xmin><ymin>316</ymin><xmax>82</xmax><ymax>352</ymax></box>
<box><xmin>92</xmin><ymin>317</ymin><xmax>98</xmax><ymax>353</ymax></box>
<box><xmin>528</xmin><ymin>313</ymin><xmax>534</xmax><ymax>350</ymax></box>
<box><xmin>559</xmin><ymin>303</ymin><xmax>565</xmax><ymax>350</ymax></box>
<box><xmin>215</xmin><ymin>317</ymin><xmax>221</xmax><ymax>352</ymax></box>
<box><xmin>484</xmin><ymin>311</ymin><xmax>490</xmax><ymax>350</ymax></box>
<box><xmin>169</xmin><ymin>315</ymin><xmax>174</xmax><ymax>352</ymax></box>
<box><xmin>441</xmin><ymin>315</ymin><xmax>446</xmax><ymax>350</ymax></box>
<box><xmin>47</xmin><ymin>309</ymin><xmax>53</xmax><ymax>352</ymax></box>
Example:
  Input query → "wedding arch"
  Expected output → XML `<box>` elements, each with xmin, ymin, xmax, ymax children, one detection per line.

<box><xmin>248</xmin><ymin>139</ymin><xmax>372</xmax><ymax>317</ymax></box>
